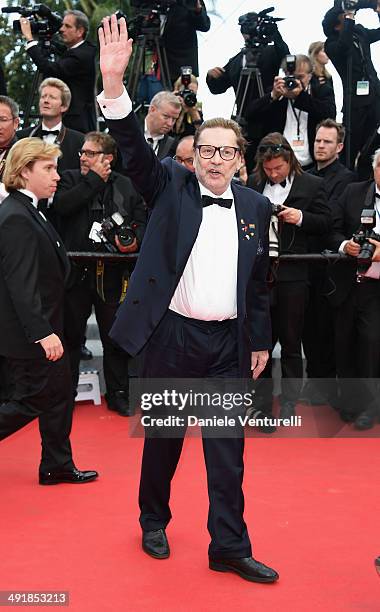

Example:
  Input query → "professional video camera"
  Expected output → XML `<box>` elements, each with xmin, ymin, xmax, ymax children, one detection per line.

<box><xmin>90</xmin><ymin>213</ymin><xmax>137</xmax><ymax>254</ymax></box>
<box><xmin>238</xmin><ymin>7</ymin><xmax>284</xmax><ymax>48</ymax></box>
<box><xmin>175</xmin><ymin>66</ymin><xmax>197</xmax><ymax>107</ymax></box>
<box><xmin>283</xmin><ymin>55</ymin><xmax>298</xmax><ymax>91</ymax></box>
<box><xmin>130</xmin><ymin>0</ymin><xmax>197</xmax><ymax>8</ymax></box>
<box><xmin>1</xmin><ymin>4</ymin><xmax>62</xmax><ymax>38</ymax></box>
<box><xmin>335</xmin><ymin>0</ymin><xmax>377</xmax><ymax>11</ymax></box>
<box><xmin>352</xmin><ymin>209</ymin><xmax>380</xmax><ymax>273</ymax></box>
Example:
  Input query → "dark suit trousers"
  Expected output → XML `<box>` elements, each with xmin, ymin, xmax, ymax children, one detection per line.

<box><xmin>0</xmin><ymin>354</ymin><xmax>74</xmax><ymax>471</ymax></box>
<box><xmin>334</xmin><ymin>280</ymin><xmax>380</xmax><ymax>417</ymax></box>
<box><xmin>138</xmin><ymin>309</ymin><xmax>252</xmax><ymax>560</ymax></box>
<box><xmin>64</xmin><ymin>271</ymin><xmax>130</xmax><ymax>395</ymax></box>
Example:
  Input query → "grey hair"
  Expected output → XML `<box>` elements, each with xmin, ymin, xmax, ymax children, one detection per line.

<box><xmin>149</xmin><ymin>91</ymin><xmax>181</xmax><ymax>111</ymax></box>
<box><xmin>64</xmin><ymin>10</ymin><xmax>89</xmax><ymax>38</ymax></box>
<box><xmin>372</xmin><ymin>148</ymin><xmax>380</xmax><ymax>169</ymax></box>
<box><xmin>0</xmin><ymin>95</ymin><xmax>19</xmax><ymax>118</ymax></box>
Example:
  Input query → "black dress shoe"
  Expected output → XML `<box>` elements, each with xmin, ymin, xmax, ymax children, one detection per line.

<box><xmin>279</xmin><ymin>401</ymin><xmax>295</xmax><ymax>421</ymax></box>
<box><xmin>39</xmin><ymin>468</ymin><xmax>99</xmax><ymax>485</ymax></box>
<box><xmin>105</xmin><ymin>391</ymin><xmax>134</xmax><ymax>416</ymax></box>
<box><xmin>209</xmin><ymin>556</ymin><xmax>279</xmax><ymax>583</ymax></box>
<box><xmin>354</xmin><ymin>411</ymin><xmax>375</xmax><ymax>430</ymax></box>
<box><xmin>80</xmin><ymin>344</ymin><xmax>93</xmax><ymax>360</ymax></box>
<box><xmin>142</xmin><ymin>529</ymin><xmax>170</xmax><ymax>559</ymax></box>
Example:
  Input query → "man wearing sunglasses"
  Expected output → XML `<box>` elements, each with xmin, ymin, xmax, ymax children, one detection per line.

<box><xmin>96</xmin><ymin>16</ymin><xmax>278</xmax><ymax>584</ymax></box>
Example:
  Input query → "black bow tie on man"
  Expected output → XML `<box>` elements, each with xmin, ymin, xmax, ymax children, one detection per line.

<box><xmin>268</xmin><ymin>179</ymin><xmax>287</xmax><ymax>188</ymax></box>
<box><xmin>201</xmin><ymin>195</ymin><xmax>233</xmax><ymax>209</ymax></box>
<box><xmin>41</xmin><ymin>130</ymin><xmax>60</xmax><ymax>137</ymax></box>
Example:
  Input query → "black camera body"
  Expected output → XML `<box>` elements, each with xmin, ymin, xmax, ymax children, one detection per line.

<box><xmin>2</xmin><ymin>4</ymin><xmax>62</xmax><ymax>39</ymax></box>
<box><xmin>352</xmin><ymin>209</ymin><xmax>380</xmax><ymax>273</ymax></box>
<box><xmin>283</xmin><ymin>54</ymin><xmax>298</xmax><ymax>90</ymax></box>
<box><xmin>177</xmin><ymin>66</ymin><xmax>197</xmax><ymax>107</ymax></box>
<box><xmin>336</xmin><ymin>0</ymin><xmax>377</xmax><ymax>11</ymax></box>
<box><xmin>238</xmin><ymin>7</ymin><xmax>284</xmax><ymax>48</ymax></box>
<box><xmin>99</xmin><ymin>213</ymin><xmax>136</xmax><ymax>253</ymax></box>
<box><xmin>271</xmin><ymin>203</ymin><xmax>285</xmax><ymax>216</ymax></box>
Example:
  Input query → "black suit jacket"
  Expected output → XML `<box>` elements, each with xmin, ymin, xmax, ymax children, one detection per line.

<box><xmin>27</xmin><ymin>40</ymin><xmax>97</xmax><ymax>132</ymax></box>
<box><xmin>324</xmin><ymin>10</ymin><xmax>380</xmax><ymax>112</ymax></box>
<box><xmin>325</xmin><ymin>179</ymin><xmax>376</xmax><ymax>306</ymax></box>
<box><xmin>248</xmin><ymin>172</ymin><xmax>331</xmax><ymax>281</ymax></box>
<box><xmin>17</xmin><ymin>124</ymin><xmax>84</xmax><ymax>173</ymax></box>
<box><xmin>0</xmin><ymin>191</ymin><xmax>70</xmax><ymax>358</ymax></box>
<box><xmin>104</xmin><ymin>112</ymin><xmax>272</xmax><ymax>375</ymax></box>
<box><xmin>246</xmin><ymin>77</ymin><xmax>336</xmax><ymax>161</ymax></box>
<box><xmin>163</xmin><ymin>1</ymin><xmax>210</xmax><ymax>81</ymax></box>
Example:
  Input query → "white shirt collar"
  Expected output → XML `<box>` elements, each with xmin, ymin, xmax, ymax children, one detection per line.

<box><xmin>144</xmin><ymin>119</ymin><xmax>164</xmax><ymax>142</ymax></box>
<box><xmin>19</xmin><ymin>188</ymin><xmax>38</xmax><ymax>208</ymax></box>
<box><xmin>41</xmin><ymin>121</ymin><xmax>62</xmax><ymax>132</ymax></box>
<box><xmin>69</xmin><ymin>40</ymin><xmax>85</xmax><ymax>50</ymax></box>
<box><xmin>198</xmin><ymin>182</ymin><xmax>234</xmax><ymax>200</ymax></box>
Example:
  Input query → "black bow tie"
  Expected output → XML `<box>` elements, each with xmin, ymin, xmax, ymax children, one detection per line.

<box><xmin>268</xmin><ymin>179</ymin><xmax>287</xmax><ymax>188</ymax></box>
<box><xmin>147</xmin><ymin>137</ymin><xmax>154</xmax><ymax>147</ymax></box>
<box><xmin>41</xmin><ymin>130</ymin><xmax>59</xmax><ymax>137</ymax></box>
<box><xmin>202</xmin><ymin>195</ymin><xmax>233</xmax><ymax>209</ymax></box>
<box><xmin>375</xmin><ymin>192</ymin><xmax>380</xmax><ymax>199</ymax></box>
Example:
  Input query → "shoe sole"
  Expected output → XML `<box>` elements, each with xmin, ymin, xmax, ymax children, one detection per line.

<box><xmin>142</xmin><ymin>544</ymin><xmax>170</xmax><ymax>559</ymax></box>
<box><xmin>209</xmin><ymin>561</ymin><xmax>278</xmax><ymax>583</ymax></box>
<box><xmin>39</xmin><ymin>475</ymin><xmax>98</xmax><ymax>485</ymax></box>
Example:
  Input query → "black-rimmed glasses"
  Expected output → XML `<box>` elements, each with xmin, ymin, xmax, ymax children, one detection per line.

<box><xmin>195</xmin><ymin>145</ymin><xmax>240</xmax><ymax>161</ymax></box>
<box><xmin>78</xmin><ymin>149</ymin><xmax>104</xmax><ymax>158</ymax></box>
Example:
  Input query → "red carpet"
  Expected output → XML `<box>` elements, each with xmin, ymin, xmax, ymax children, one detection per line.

<box><xmin>1</xmin><ymin>401</ymin><xmax>379</xmax><ymax>611</ymax></box>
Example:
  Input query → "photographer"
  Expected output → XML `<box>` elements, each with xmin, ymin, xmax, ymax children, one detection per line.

<box><xmin>172</xmin><ymin>70</ymin><xmax>203</xmax><ymax>138</ymax></box>
<box><xmin>206</xmin><ymin>11</ymin><xmax>289</xmax><ymax>172</ymax></box>
<box><xmin>53</xmin><ymin>132</ymin><xmax>147</xmax><ymax>416</ymax></box>
<box><xmin>161</xmin><ymin>0</ymin><xmax>210</xmax><ymax>83</ymax></box>
<box><xmin>246</xmin><ymin>55</ymin><xmax>336</xmax><ymax>170</ymax></box>
<box><xmin>20</xmin><ymin>9</ymin><xmax>96</xmax><ymax>133</ymax></box>
<box><xmin>326</xmin><ymin>147</ymin><xmax>380</xmax><ymax>429</ymax></box>
<box><xmin>323</xmin><ymin>1</ymin><xmax>380</xmax><ymax>175</ymax></box>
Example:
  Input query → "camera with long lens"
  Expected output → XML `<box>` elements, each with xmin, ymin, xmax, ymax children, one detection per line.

<box><xmin>352</xmin><ymin>209</ymin><xmax>380</xmax><ymax>274</ymax></box>
<box><xmin>283</xmin><ymin>55</ymin><xmax>298</xmax><ymax>90</ymax></box>
<box><xmin>98</xmin><ymin>213</ymin><xmax>137</xmax><ymax>253</ymax></box>
<box><xmin>271</xmin><ymin>203</ymin><xmax>285</xmax><ymax>216</ymax></box>
<box><xmin>176</xmin><ymin>66</ymin><xmax>197</xmax><ymax>107</ymax></box>
<box><xmin>238</xmin><ymin>7</ymin><xmax>284</xmax><ymax>48</ymax></box>
<box><xmin>335</xmin><ymin>0</ymin><xmax>377</xmax><ymax>11</ymax></box>
<box><xmin>1</xmin><ymin>4</ymin><xmax>62</xmax><ymax>39</ymax></box>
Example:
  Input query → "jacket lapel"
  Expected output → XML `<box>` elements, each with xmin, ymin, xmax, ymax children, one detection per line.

<box><xmin>175</xmin><ymin>173</ymin><xmax>202</xmax><ymax>281</ymax></box>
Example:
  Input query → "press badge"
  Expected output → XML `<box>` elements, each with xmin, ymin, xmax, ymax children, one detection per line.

<box><xmin>357</xmin><ymin>80</ymin><xmax>369</xmax><ymax>96</ymax></box>
<box><xmin>292</xmin><ymin>138</ymin><xmax>305</xmax><ymax>151</ymax></box>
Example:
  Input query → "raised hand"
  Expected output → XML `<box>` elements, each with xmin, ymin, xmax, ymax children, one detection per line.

<box><xmin>98</xmin><ymin>14</ymin><xmax>133</xmax><ymax>98</ymax></box>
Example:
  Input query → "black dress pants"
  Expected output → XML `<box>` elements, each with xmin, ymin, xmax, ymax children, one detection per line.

<box><xmin>138</xmin><ymin>309</ymin><xmax>252</xmax><ymax>560</ymax></box>
<box><xmin>0</xmin><ymin>353</ymin><xmax>74</xmax><ymax>472</ymax></box>
<box><xmin>334</xmin><ymin>280</ymin><xmax>380</xmax><ymax>417</ymax></box>
<box><xmin>64</xmin><ymin>268</ymin><xmax>130</xmax><ymax>395</ymax></box>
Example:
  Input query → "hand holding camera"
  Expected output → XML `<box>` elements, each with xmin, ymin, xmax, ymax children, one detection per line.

<box><xmin>368</xmin><ymin>238</ymin><xmax>380</xmax><ymax>261</ymax></box>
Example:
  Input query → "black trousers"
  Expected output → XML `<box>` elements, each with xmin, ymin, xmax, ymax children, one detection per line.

<box><xmin>138</xmin><ymin>309</ymin><xmax>252</xmax><ymax>560</ymax></box>
<box><xmin>64</xmin><ymin>268</ymin><xmax>130</xmax><ymax>395</ymax></box>
<box><xmin>343</xmin><ymin>104</ymin><xmax>378</xmax><ymax>174</ymax></box>
<box><xmin>334</xmin><ymin>280</ymin><xmax>380</xmax><ymax>417</ymax></box>
<box><xmin>0</xmin><ymin>353</ymin><xmax>74</xmax><ymax>472</ymax></box>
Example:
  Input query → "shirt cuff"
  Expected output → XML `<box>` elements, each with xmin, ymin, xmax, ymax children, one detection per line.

<box><xmin>339</xmin><ymin>240</ymin><xmax>348</xmax><ymax>254</ymax></box>
<box><xmin>97</xmin><ymin>87</ymin><xmax>132</xmax><ymax>120</ymax></box>
<box><xmin>296</xmin><ymin>211</ymin><xmax>303</xmax><ymax>227</ymax></box>
<box><xmin>26</xmin><ymin>40</ymin><xmax>38</xmax><ymax>49</ymax></box>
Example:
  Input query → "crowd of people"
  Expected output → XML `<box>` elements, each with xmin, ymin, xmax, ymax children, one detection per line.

<box><xmin>1</xmin><ymin>0</ymin><xmax>380</xmax><ymax>584</ymax></box>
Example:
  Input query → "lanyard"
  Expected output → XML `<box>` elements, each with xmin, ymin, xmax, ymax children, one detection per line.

<box><xmin>291</xmin><ymin>102</ymin><xmax>302</xmax><ymax>139</ymax></box>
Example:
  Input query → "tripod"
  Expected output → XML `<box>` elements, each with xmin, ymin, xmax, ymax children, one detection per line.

<box><xmin>23</xmin><ymin>38</ymin><xmax>57</xmax><ymax>127</ymax></box>
<box><xmin>127</xmin><ymin>31</ymin><xmax>171</xmax><ymax>114</ymax></box>
<box><xmin>231</xmin><ymin>46</ymin><xmax>265</xmax><ymax>127</ymax></box>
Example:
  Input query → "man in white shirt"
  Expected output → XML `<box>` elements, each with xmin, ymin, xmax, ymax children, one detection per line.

<box><xmin>144</xmin><ymin>91</ymin><xmax>181</xmax><ymax>159</ymax></box>
<box><xmin>96</xmin><ymin>15</ymin><xmax>278</xmax><ymax>584</ymax></box>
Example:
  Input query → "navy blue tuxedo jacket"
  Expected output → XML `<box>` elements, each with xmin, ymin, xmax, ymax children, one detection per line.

<box><xmin>106</xmin><ymin>113</ymin><xmax>272</xmax><ymax>375</ymax></box>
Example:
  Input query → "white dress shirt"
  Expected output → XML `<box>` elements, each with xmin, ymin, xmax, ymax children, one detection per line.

<box><xmin>263</xmin><ymin>175</ymin><xmax>295</xmax><ymax>257</ymax></box>
<box><xmin>283</xmin><ymin>100</ymin><xmax>312</xmax><ymax>168</ymax></box>
<box><xmin>41</xmin><ymin>121</ymin><xmax>62</xmax><ymax>143</ymax></box>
